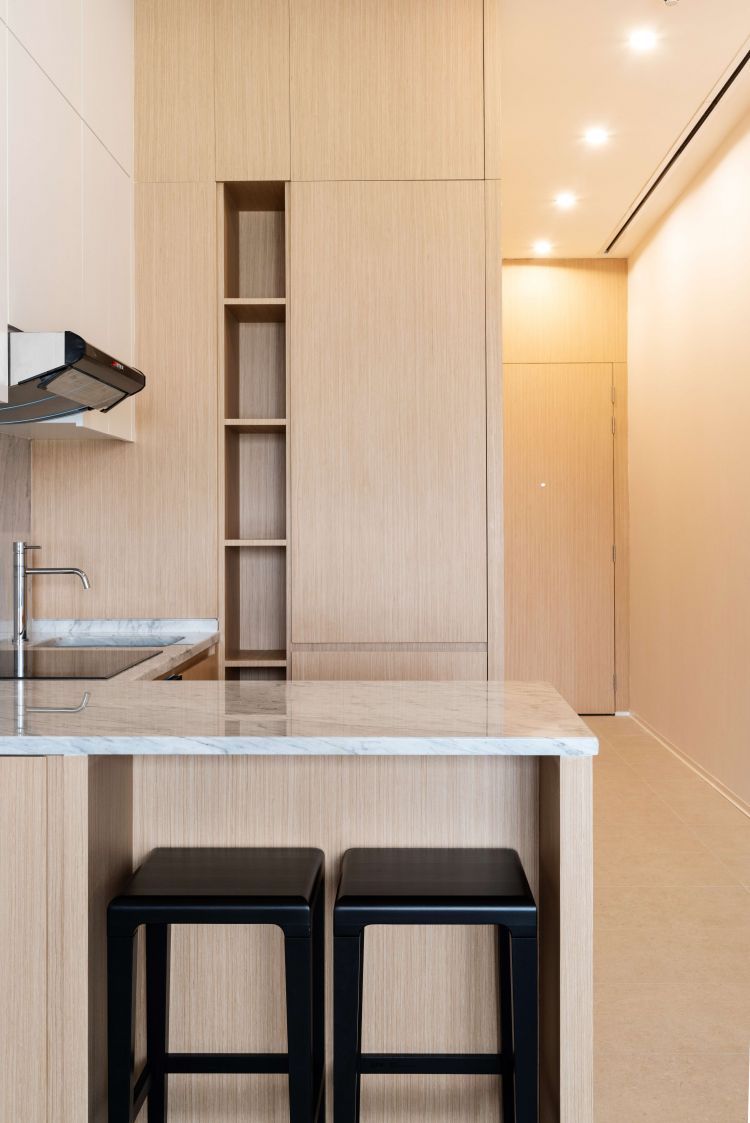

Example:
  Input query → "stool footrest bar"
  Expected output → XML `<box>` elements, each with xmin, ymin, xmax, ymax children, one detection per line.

<box><xmin>358</xmin><ymin>1053</ymin><xmax>507</xmax><ymax>1076</ymax></box>
<box><xmin>132</xmin><ymin>1065</ymin><xmax>151</xmax><ymax>1117</ymax></box>
<box><xmin>164</xmin><ymin>1052</ymin><xmax>290</xmax><ymax>1075</ymax></box>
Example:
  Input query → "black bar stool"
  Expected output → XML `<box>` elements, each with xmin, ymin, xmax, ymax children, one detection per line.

<box><xmin>107</xmin><ymin>847</ymin><xmax>325</xmax><ymax>1123</ymax></box>
<box><xmin>333</xmin><ymin>847</ymin><xmax>538</xmax><ymax>1123</ymax></box>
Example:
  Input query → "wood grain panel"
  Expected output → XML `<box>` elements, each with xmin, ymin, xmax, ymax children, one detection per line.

<box><xmin>485</xmin><ymin>181</ymin><xmax>504</xmax><ymax>678</ymax></box>
<box><xmin>0</xmin><ymin>759</ymin><xmax>47</xmax><ymax>1123</ymax></box>
<box><xmin>290</xmin><ymin>0</ymin><xmax>484</xmax><ymax>180</ymax></box>
<box><xmin>502</xmin><ymin>260</ymin><xmax>627</xmax><ymax>364</ymax></box>
<box><xmin>504</xmin><ymin>363</ymin><xmax>615</xmax><ymax>713</ymax></box>
<box><xmin>135</xmin><ymin>0</ymin><xmax>214</xmax><ymax>182</ymax></box>
<box><xmin>32</xmin><ymin>183</ymin><xmax>218</xmax><ymax>619</ymax></box>
<box><xmin>133</xmin><ymin>754</ymin><xmax>539</xmax><ymax>1122</ymax></box>
<box><xmin>293</xmin><ymin>650</ymin><xmax>487</xmax><ymax>680</ymax></box>
<box><xmin>290</xmin><ymin>180</ymin><xmax>487</xmax><ymax>644</ymax></box>
<box><xmin>484</xmin><ymin>0</ymin><xmax>501</xmax><ymax>179</ymax></box>
<box><xmin>214</xmin><ymin>0</ymin><xmax>290</xmax><ymax>181</ymax></box>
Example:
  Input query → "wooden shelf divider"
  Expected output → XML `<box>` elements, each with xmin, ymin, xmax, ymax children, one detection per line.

<box><xmin>218</xmin><ymin>182</ymin><xmax>289</xmax><ymax>680</ymax></box>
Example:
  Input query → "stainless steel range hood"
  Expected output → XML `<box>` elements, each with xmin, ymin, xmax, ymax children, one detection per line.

<box><xmin>0</xmin><ymin>331</ymin><xmax>146</xmax><ymax>425</ymax></box>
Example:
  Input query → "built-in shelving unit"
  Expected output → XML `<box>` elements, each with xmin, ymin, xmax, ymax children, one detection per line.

<box><xmin>218</xmin><ymin>182</ymin><xmax>289</xmax><ymax>681</ymax></box>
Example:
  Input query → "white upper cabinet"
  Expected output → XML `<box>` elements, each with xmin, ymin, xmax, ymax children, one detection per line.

<box><xmin>82</xmin><ymin>126</ymin><xmax>132</xmax><ymax>362</ymax></box>
<box><xmin>7</xmin><ymin>0</ymin><xmax>82</xmax><ymax>112</ymax></box>
<box><xmin>0</xmin><ymin>25</ymin><xmax>8</xmax><ymax>402</ymax></box>
<box><xmin>82</xmin><ymin>0</ymin><xmax>134</xmax><ymax>174</ymax></box>
<box><xmin>8</xmin><ymin>39</ymin><xmax>82</xmax><ymax>333</ymax></box>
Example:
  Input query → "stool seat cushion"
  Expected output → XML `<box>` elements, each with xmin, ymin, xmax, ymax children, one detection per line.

<box><xmin>115</xmin><ymin>847</ymin><xmax>324</xmax><ymax>904</ymax></box>
<box><xmin>334</xmin><ymin>848</ymin><xmax>536</xmax><ymax>934</ymax></box>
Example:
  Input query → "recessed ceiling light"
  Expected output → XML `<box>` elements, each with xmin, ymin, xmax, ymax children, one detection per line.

<box><xmin>533</xmin><ymin>240</ymin><xmax>553</xmax><ymax>256</ymax></box>
<box><xmin>554</xmin><ymin>192</ymin><xmax>577</xmax><ymax>210</ymax></box>
<box><xmin>629</xmin><ymin>27</ymin><xmax>658</xmax><ymax>52</ymax></box>
<box><xmin>584</xmin><ymin>126</ymin><xmax>609</xmax><ymax>147</ymax></box>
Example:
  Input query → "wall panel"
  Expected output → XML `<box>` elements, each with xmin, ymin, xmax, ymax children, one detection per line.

<box><xmin>290</xmin><ymin>0</ymin><xmax>484</xmax><ymax>180</ymax></box>
<box><xmin>290</xmin><ymin>180</ymin><xmax>487</xmax><ymax>645</ymax></box>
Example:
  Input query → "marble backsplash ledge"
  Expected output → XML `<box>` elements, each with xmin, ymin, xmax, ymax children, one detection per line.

<box><xmin>0</xmin><ymin>435</ymin><xmax>32</xmax><ymax>640</ymax></box>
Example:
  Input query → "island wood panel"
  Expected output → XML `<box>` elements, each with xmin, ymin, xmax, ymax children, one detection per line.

<box><xmin>135</xmin><ymin>0</ymin><xmax>214</xmax><ymax>182</ymax></box>
<box><xmin>292</xmin><ymin>649</ymin><xmax>487</xmax><ymax>680</ymax></box>
<box><xmin>290</xmin><ymin>0</ymin><xmax>484</xmax><ymax>181</ymax></box>
<box><xmin>502</xmin><ymin>259</ymin><xmax>627</xmax><ymax>364</ymax></box>
<box><xmin>133</xmin><ymin>755</ymin><xmax>539</xmax><ymax>1122</ymax></box>
<box><xmin>290</xmin><ymin>180</ymin><xmax>488</xmax><ymax>645</ymax></box>
<box><xmin>0</xmin><ymin>759</ymin><xmax>47</xmax><ymax>1123</ymax></box>
<box><xmin>538</xmin><ymin>758</ymin><xmax>593</xmax><ymax>1123</ymax></box>
<box><xmin>32</xmin><ymin>183</ymin><xmax>218</xmax><ymax>620</ymax></box>
<box><xmin>504</xmin><ymin>362</ymin><xmax>615</xmax><ymax>714</ymax></box>
<box><xmin>214</xmin><ymin>0</ymin><xmax>290</xmax><ymax>182</ymax></box>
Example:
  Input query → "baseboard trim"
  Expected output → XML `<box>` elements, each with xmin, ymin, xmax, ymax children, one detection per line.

<box><xmin>631</xmin><ymin>711</ymin><xmax>750</xmax><ymax>819</ymax></box>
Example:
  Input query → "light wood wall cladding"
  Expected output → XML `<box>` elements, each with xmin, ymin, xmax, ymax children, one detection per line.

<box><xmin>613</xmin><ymin>362</ymin><xmax>630</xmax><ymax>710</ymax></box>
<box><xmin>502</xmin><ymin>260</ymin><xmax>627</xmax><ymax>364</ymax></box>
<box><xmin>290</xmin><ymin>180</ymin><xmax>488</xmax><ymax>644</ymax></box>
<box><xmin>484</xmin><ymin>0</ymin><xmax>502</xmax><ymax>179</ymax></box>
<box><xmin>293</xmin><ymin>650</ymin><xmax>488</xmax><ymax>680</ymax></box>
<box><xmin>135</xmin><ymin>0</ymin><xmax>215</xmax><ymax>182</ymax></box>
<box><xmin>0</xmin><ymin>760</ymin><xmax>47</xmax><ymax>1122</ymax></box>
<box><xmin>290</xmin><ymin>0</ymin><xmax>485</xmax><ymax>180</ymax></box>
<box><xmin>133</xmin><ymin>754</ymin><xmax>539</xmax><ymax>1122</ymax></box>
<box><xmin>504</xmin><ymin>363</ymin><xmax>615</xmax><ymax>714</ymax></box>
<box><xmin>214</xmin><ymin>0</ymin><xmax>291</xmax><ymax>182</ymax></box>
<box><xmin>485</xmin><ymin>181</ymin><xmax>504</xmax><ymax>678</ymax></box>
<box><xmin>32</xmin><ymin>183</ymin><xmax>218</xmax><ymax>619</ymax></box>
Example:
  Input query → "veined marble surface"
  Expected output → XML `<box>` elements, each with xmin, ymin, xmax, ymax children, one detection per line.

<box><xmin>0</xmin><ymin>680</ymin><xmax>598</xmax><ymax>757</ymax></box>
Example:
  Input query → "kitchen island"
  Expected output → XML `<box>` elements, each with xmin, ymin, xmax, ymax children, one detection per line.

<box><xmin>0</xmin><ymin>680</ymin><xmax>596</xmax><ymax>1123</ymax></box>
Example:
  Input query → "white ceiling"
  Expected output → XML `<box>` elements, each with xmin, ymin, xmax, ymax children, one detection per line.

<box><xmin>500</xmin><ymin>0</ymin><xmax>750</xmax><ymax>259</ymax></box>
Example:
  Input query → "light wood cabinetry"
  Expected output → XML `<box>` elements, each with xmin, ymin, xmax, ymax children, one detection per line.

<box><xmin>7</xmin><ymin>0</ymin><xmax>81</xmax><ymax>112</ymax></box>
<box><xmin>219</xmin><ymin>183</ymin><xmax>289</xmax><ymax>678</ymax></box>
<box><xmin>290</xmin><ymin>180</ymin><xmax>488</xmax><ymax>647</ymax></box>
<box><xmin>82</xmin><ymin>0</ymin><xmax>134</xmax><ymax>174</ymax></box>
<box><xmin>135</xmin><ymin>0</ymin><xmax>214</xmax><ymax>182</ymax></box>
<box><xmin>293</xmin><ymin>650</ymin><xmax>487</xmax><ymax>680</ymax></box>
<box><xmin>8</xmin><ymin>38</ymin><xmax>82</xmax><ymax>334</ymax></box>
<box><xmin>290</xmin><ymin>0</ymin><xmax>484</xmax><ymax>180</ymax></box>
<box><xmin>214</xmin><ymin>0</ymin><xmax>290</xmax><ymax>182</ymax></box>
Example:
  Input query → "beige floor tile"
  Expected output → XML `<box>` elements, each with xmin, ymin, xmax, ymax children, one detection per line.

<box><xmin>595</xmin><ymin>831</ymin><xmax>739</xmax><ymax>888</ymax></box>
<box><xmin>595</xmin><ymin>927</ymin><xmax>750</xmax><ymax>1052</ymax></box>
<box><xmin>595</xmin><ymin>1050</ymin><xmax>749</xmax><ymax>1123</ymax></box>
<box><xmin>595</xmin><ymin>885</ymin><xmax>750</xmax><ymax>931</ymax></box>
<box><xmin>658</xmin><ymin>779</ymin><xmax>750</xmax><ymax>827</ymax></box>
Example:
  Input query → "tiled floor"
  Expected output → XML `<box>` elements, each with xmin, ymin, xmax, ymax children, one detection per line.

<box><xmin>586</xmin><ymin>716</ymin><xmax>750</xmax><ymax>1123</ymax></box>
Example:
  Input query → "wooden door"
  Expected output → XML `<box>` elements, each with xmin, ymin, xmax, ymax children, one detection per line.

<box><xmin>290</xmin><ymin>180</ymin><xmax>488</xmax><ymax>646</ymax></box>
<box><xmin>505</xmin><ymin>362</ymin><xmax>615</xmax><ymax>713</ymax></box>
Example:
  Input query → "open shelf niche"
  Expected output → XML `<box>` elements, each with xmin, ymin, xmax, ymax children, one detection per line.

<box><xmin>218</xmin><ymin>182</ymin><xmax>289</xmax><ymax>680</ymax></box>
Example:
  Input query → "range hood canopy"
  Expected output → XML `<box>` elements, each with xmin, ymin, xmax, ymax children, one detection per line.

<box><xmin>1</xmin><ymin>331</ymin><xmax>146</xmax><ymax>425</ymax></box>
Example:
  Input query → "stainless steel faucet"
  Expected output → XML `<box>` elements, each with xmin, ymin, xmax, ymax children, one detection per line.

<box><xmin>13</xmin><ymin>541</ymin><xmax>91</xmax><ymax>645</ymax></box>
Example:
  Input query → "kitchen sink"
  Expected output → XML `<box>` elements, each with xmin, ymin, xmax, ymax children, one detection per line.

<box><xmin>37</xmin><ymin>633</ymin><xmax>184</xmax><ymax>648</ymax></box>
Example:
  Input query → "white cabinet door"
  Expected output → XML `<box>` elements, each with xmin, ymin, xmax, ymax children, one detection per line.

<box><xmin>0</xmin><ymin>24</ymin><xmax>7</xmax><ymax>402</ymax></box>
<box><xmin>82</xmin><ymin>126</ymin><xmax>132</xmax><ymax>362</ymax></box>
<box><xmin>82</xmin><ymin>0</ymin><xmax>133</xmax><ymax>175</ymax></box>
<box><xmin>7</xmin><ymin>0</ymin><xmax>81</xmax><ymax>112</ymax></box>
<box><xmin>8</xmin><ymin>40</ymin><xmax>82</xmax><ymax>333</ymax></box>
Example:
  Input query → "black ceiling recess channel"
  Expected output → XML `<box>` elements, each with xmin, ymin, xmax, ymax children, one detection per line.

<box><xmin>606</xmin><ymin>46</ymin><xmax>750</xmax><ymax>254</ymax></box>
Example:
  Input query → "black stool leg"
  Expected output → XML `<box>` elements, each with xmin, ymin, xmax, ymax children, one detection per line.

<box><xmin>333</xmin><ymin>931</ymin><xmax>364</xmax><ymax>1123</ymax></box>
<box><xmin>108</xmin><ymin>924</ymin><xmax>137</xmax><ymax>1123</ymax></box>
<box><xmin>146</xmin><ymin>924</ymin><xmax>171</xmax><ymax>1122</ymax></box>
<box><xmin>510</xmin><ymin>934</ymin><xmax>538</xmax><ymax>1123</ymax></box>
<box><xmin>312</xmin><ymin>885</ymin><xmax>326</xmax><ymax>1119</ymax></box>
<box><xmin>285</xmin><ymin>931</ymin><xmax>315</xmax><ymax>1122</ymax></box>
<box><xmin>497</xmin><ymin>926</ymin><xmax>516</xmax><ymax>1123</ymax></box>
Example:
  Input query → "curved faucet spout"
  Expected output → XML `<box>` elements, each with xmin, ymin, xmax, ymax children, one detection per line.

<box><xmin>28</xmin><ymin>566</ymin><xmax>91</xmax><ymax>590</ymax></box>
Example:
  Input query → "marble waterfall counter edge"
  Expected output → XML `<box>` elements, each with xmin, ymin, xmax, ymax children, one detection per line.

<box><xmin>0</xmin><ymin>679</ymin><xmax>598</xmax><ymax>755</ymax></box>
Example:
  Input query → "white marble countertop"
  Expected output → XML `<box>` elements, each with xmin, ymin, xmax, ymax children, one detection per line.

<box><xmin>22</xmin><ymin>619</ymin><xmax>219</xmax><ymax>682</ymax></box>
<box><xmin>0</xmin><ymin>680</ymin><xmax>598</xmax><ymax>757</ymax></box>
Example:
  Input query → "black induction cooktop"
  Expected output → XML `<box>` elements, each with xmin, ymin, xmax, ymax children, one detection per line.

<box><xmin>0</xmin><ymin>647</ymin><xmax>162</xmax><ymax>680</ymax></box>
